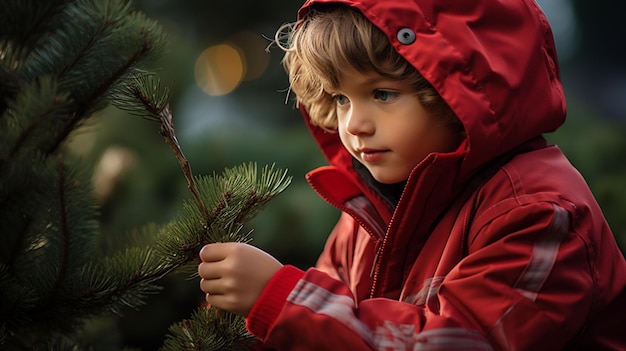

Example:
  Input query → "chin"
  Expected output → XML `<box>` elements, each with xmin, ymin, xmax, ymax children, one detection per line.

<box><xmin>366</xmin><ymin>165</ymin><xmax>410</xmax><ymax>184</ymax></box>
<box><xmin>371</xmin><ymin>174</ymin><xmax>407</xmax><ymax>185</ymax></box>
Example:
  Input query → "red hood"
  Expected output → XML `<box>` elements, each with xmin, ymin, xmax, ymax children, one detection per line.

<box><xmin>298</xmin><ymin>0</ymin><xmax>566</xmax><ymax>186</ymax></box>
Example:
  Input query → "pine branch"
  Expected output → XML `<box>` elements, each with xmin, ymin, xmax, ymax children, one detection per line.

<box><xmin>46</xmin><ymin>10</ymin><xmax>167</xmax><ymax>155</ymax></box>
<box><xmin>115</xmin><ymin>70</ymin><xmax>292</xmax><ymax>351</ymax></box>
<box><xmin>161</xmin><ymin>306</ymin><xmax>255</xmax><ymax>351</ymax></box>
<box><xmin>2</xmin><ymin>1</ymin><xmax>292</xmax><ymax>349</ymax></box>
<box><xmin>1</xmin><ymin>1</ymin><xmax>173</xmax><ymax>347</ymax></box>
<box><xmin>0</xmin><ymin>76</ymin><xmax>73</xmax><ymax>162</ymax></box>
<box><xmin>155</xmin><ymin>163</ymin><xmax>291</xmax><ymax>273</ymax></box>
<box><xmin>110</xmin><ymin>74</ymin><xmax>211</xmax><ymax>222</ymax></box>
<box><xmin>74</xmin><ymin>247</ymin><xmax>167</xmax><ymax>315</ymax></box>
<box><xmin>110</xmin><ymin>75</ymin><xmax>293</xmax><ymax>259</ymax></box>
<box><xmin>1</xmin><ymin>0</ymin><xmax>167</xmax><ymax>156</ymax></box>
<box><xmin>0</xmin><ymin>0</ymin><xmax>68</xmax><ymax>48</ymax></box>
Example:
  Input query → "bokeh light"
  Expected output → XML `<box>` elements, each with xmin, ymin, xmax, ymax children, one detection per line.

<box><xmin>194</xmin><ymin>31</ymin><xmax>271</xmax><ymax>96</ymax></box>
<box><xmin>194</xmin><ymin>43</ymin><xmax>244</xmax><ymax>96</ymax></box>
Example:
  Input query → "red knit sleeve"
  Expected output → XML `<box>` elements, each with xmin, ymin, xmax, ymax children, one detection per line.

<box><xmin>246</xmin><ymin>265</ymin><xmax>304</xmax><ymax>339</ymax></box>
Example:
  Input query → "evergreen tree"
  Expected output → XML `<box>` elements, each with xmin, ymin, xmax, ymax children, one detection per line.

<box><xmin>0</xmin><ymin>1</ymin><xmax>290</xmax><ymax>349</ymax></box>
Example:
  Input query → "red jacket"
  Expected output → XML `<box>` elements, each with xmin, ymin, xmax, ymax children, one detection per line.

<box><xmin>246</xmin><ymin>0</ymin><xmax>626</xmax><ymax>350</ymax></box>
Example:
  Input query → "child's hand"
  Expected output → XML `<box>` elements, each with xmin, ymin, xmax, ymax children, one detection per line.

<box><xmin>198</xmin><ymin>242</ymin><xmax>282</xmax><ymax>316</ymax></box>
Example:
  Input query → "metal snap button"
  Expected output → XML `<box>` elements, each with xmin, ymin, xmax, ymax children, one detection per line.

<box><xmin>397</xmin><ymin>28</ymin><xmax>416</xmax><ymax>45</ymax></box>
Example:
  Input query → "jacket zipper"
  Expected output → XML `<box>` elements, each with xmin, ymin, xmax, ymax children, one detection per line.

<box><xmin>370</xmin><ymin>242</ymin><xmax>384</xmax><ymax>278</ymax></box>
<box><xmin>369</xmin><ymin>180</ymin><xmax>412</xmax><ymax>298</ymax></box>
<box><xmin>307</xmin><ymin>181</ymin><xmax>387</xmax><ymax>269</ymax></box>
<box><xmin>369</xmin><ymin>216</ymin><xmax>394</xmax><ymax>298</ymax></box>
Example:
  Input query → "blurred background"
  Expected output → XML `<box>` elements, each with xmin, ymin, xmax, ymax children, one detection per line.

<box><xmin>70</xmin><ymin>0</ymin><xmax>626</xmax><ymax>349</ymax></box>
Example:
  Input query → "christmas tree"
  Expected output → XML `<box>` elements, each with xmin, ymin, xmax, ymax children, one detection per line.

<box><xmin>0</xmin><ymin>1</ymin><xmax>290</xmax><ymax>349</ymax></box>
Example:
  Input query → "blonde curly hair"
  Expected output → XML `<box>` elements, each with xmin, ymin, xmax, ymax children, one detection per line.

<box><xmin>275</xmin><ymin>5</ymin><xmax>460</xmax><ymax>132</ymax></box>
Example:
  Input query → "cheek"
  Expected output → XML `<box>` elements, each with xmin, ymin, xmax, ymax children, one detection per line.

<box><xmin>391</xmin><ymin>124</ymin><xmax>437</xmax><ymax>161</ymax></box>
<box><xmin>336</xmin><ymin>124</ymin><xmax>351</xmax><ymax>146</ymax></box>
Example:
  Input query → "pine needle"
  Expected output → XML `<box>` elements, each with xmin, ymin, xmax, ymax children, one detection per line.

<box><xmin>156</xmin><ymin>163</ymin><xmax>291</xmax><ymax>273</ymax></box>
<box><xmin>160</xmin><ymin>306</ymin><xmax>256</xmax><ymax>351</ymax></box>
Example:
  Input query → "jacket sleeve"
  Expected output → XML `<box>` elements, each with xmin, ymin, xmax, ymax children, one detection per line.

<box><xmin>440</xmin><ymin>200</ymin><xmax>598</xmax><ymax>350</ymax></box>
<box><xmin>246</xmin><ymin>201</ymin><xmax>601</xmax><ymax>350</ymax></box>
<box><xmin>245</xmin><ymin>216</ymin><xmax>491</xmax><ymax>349</ymax></box>
<box><xmin>246</xmin><ymin>265</ymin><xmax>492</xmax><ymax>350</ymax></box>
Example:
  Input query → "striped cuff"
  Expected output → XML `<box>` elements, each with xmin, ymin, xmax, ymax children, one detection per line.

<box><xmin>246</xmin><ymin>265</ymin><xmax>305</xmax><ymax>339</ymax></box>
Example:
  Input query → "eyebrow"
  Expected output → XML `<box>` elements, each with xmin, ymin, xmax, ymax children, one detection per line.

<box><xmin>337</xmin><ymin>77</ymin><xmax>388</xmax><ymax>89</ymax></box>
<box><xmin>363</xmin><ymin>76</ymin><xmax>387</xmax><ymax>85</ymax></box>
<box><xmin>333</xmin><ymin>72</ymin><xmax>398</xmax><ymax>91</ymax></box>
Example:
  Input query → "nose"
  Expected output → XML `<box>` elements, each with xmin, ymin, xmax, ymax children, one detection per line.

<box><xmin>344</xmin><ymin>103</ymin><xmax>374</xmax><ymax>136</ymax></box>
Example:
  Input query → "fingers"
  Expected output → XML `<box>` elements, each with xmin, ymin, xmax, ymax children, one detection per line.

<box><xmin>198</xmin><ymin>244</ymin><xmax>229</xmax><ymax>280</ymax></box>
<box><xmin>197</xmin><ymin>243</ymin><xmax>240</xmax><ymax>279</ymax></box>
<box><xmin>199</xmin><ymin>243</ymin><xmax>228</xmax><ymax>262</ymax></box>
<box><xmin>196</xmin><ymin>242</ymin><xmax>281</xmax><ymax>316</ymax></box>
<box><xmin>204</xmin><ymin>293</ymin><xmax>242</xmax><ymax>315</ymax></box>
<box><xmin>198</xmin><ymin>261</ymin><xmax>221</xmax><ymax>280</ymax></box>
<box><xmin>199</xmin><ymin>277</ymin><xmax>225</xmax><ymax>296</ymax></box>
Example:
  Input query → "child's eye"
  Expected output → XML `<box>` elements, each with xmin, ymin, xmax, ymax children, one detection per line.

<box><xmin>333</xmin><ymin>94</ymin><xmax>349</xmax><ymax>106</ymax></box>
<box><xmin>374</xmin><ymin>90</ymin><xmax>399</xmax><ymax>102</ymax></box>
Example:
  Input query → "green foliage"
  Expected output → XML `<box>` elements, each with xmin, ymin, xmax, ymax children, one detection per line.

<box><xmin>0</xmin><ymin>0</ymin><xmax>170</xmax><ymax>347</ymax></box>
<box><xmin>1</xmin><ymin>2</ymin><xmax>294</xmax><ymax>349</ymax></box>
<box><xmin>161</xmin><ymin>307</ymin><xmax>255</xmax><ymax>351</ymax></box>
<box><xmin>157</xmin><ymin>163</ymin><xmax>291</xmax><ymax>272</ymax></box>
<box><xmin>0</xmin><ymin>76</ymin><xmax>73</xmax><ymax>156</ymax></box>
<box><xmin>0</xmin><ymin>0</ymin><xmax>167</xmax><ymax>145</ymax></box>
<box><xmin>110</xmin><ymin>74</ymin><xmax>173</xmax><ymax>121</ymax></box>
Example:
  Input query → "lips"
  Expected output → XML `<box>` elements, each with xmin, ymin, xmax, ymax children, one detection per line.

<box><xmin>356</xmin><ymin>148</ymin><xmax>388</xmax><ymax>162</ymax></box>
<box><xmin>356</xmin><ymin>147</ymin><xmax>386</xmax><ymax>154</ymax></box>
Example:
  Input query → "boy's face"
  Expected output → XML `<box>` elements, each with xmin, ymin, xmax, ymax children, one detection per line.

<box><xmin>332</xmin><ymin>67</ymin><xmax>460</xmax><ymax>184</ymax></box>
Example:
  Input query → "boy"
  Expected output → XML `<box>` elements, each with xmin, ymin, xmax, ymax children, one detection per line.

<box><xmin>198</xmin><ymin>1</ymin><xmax>626</xmax><ymax>349</ymax></box>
